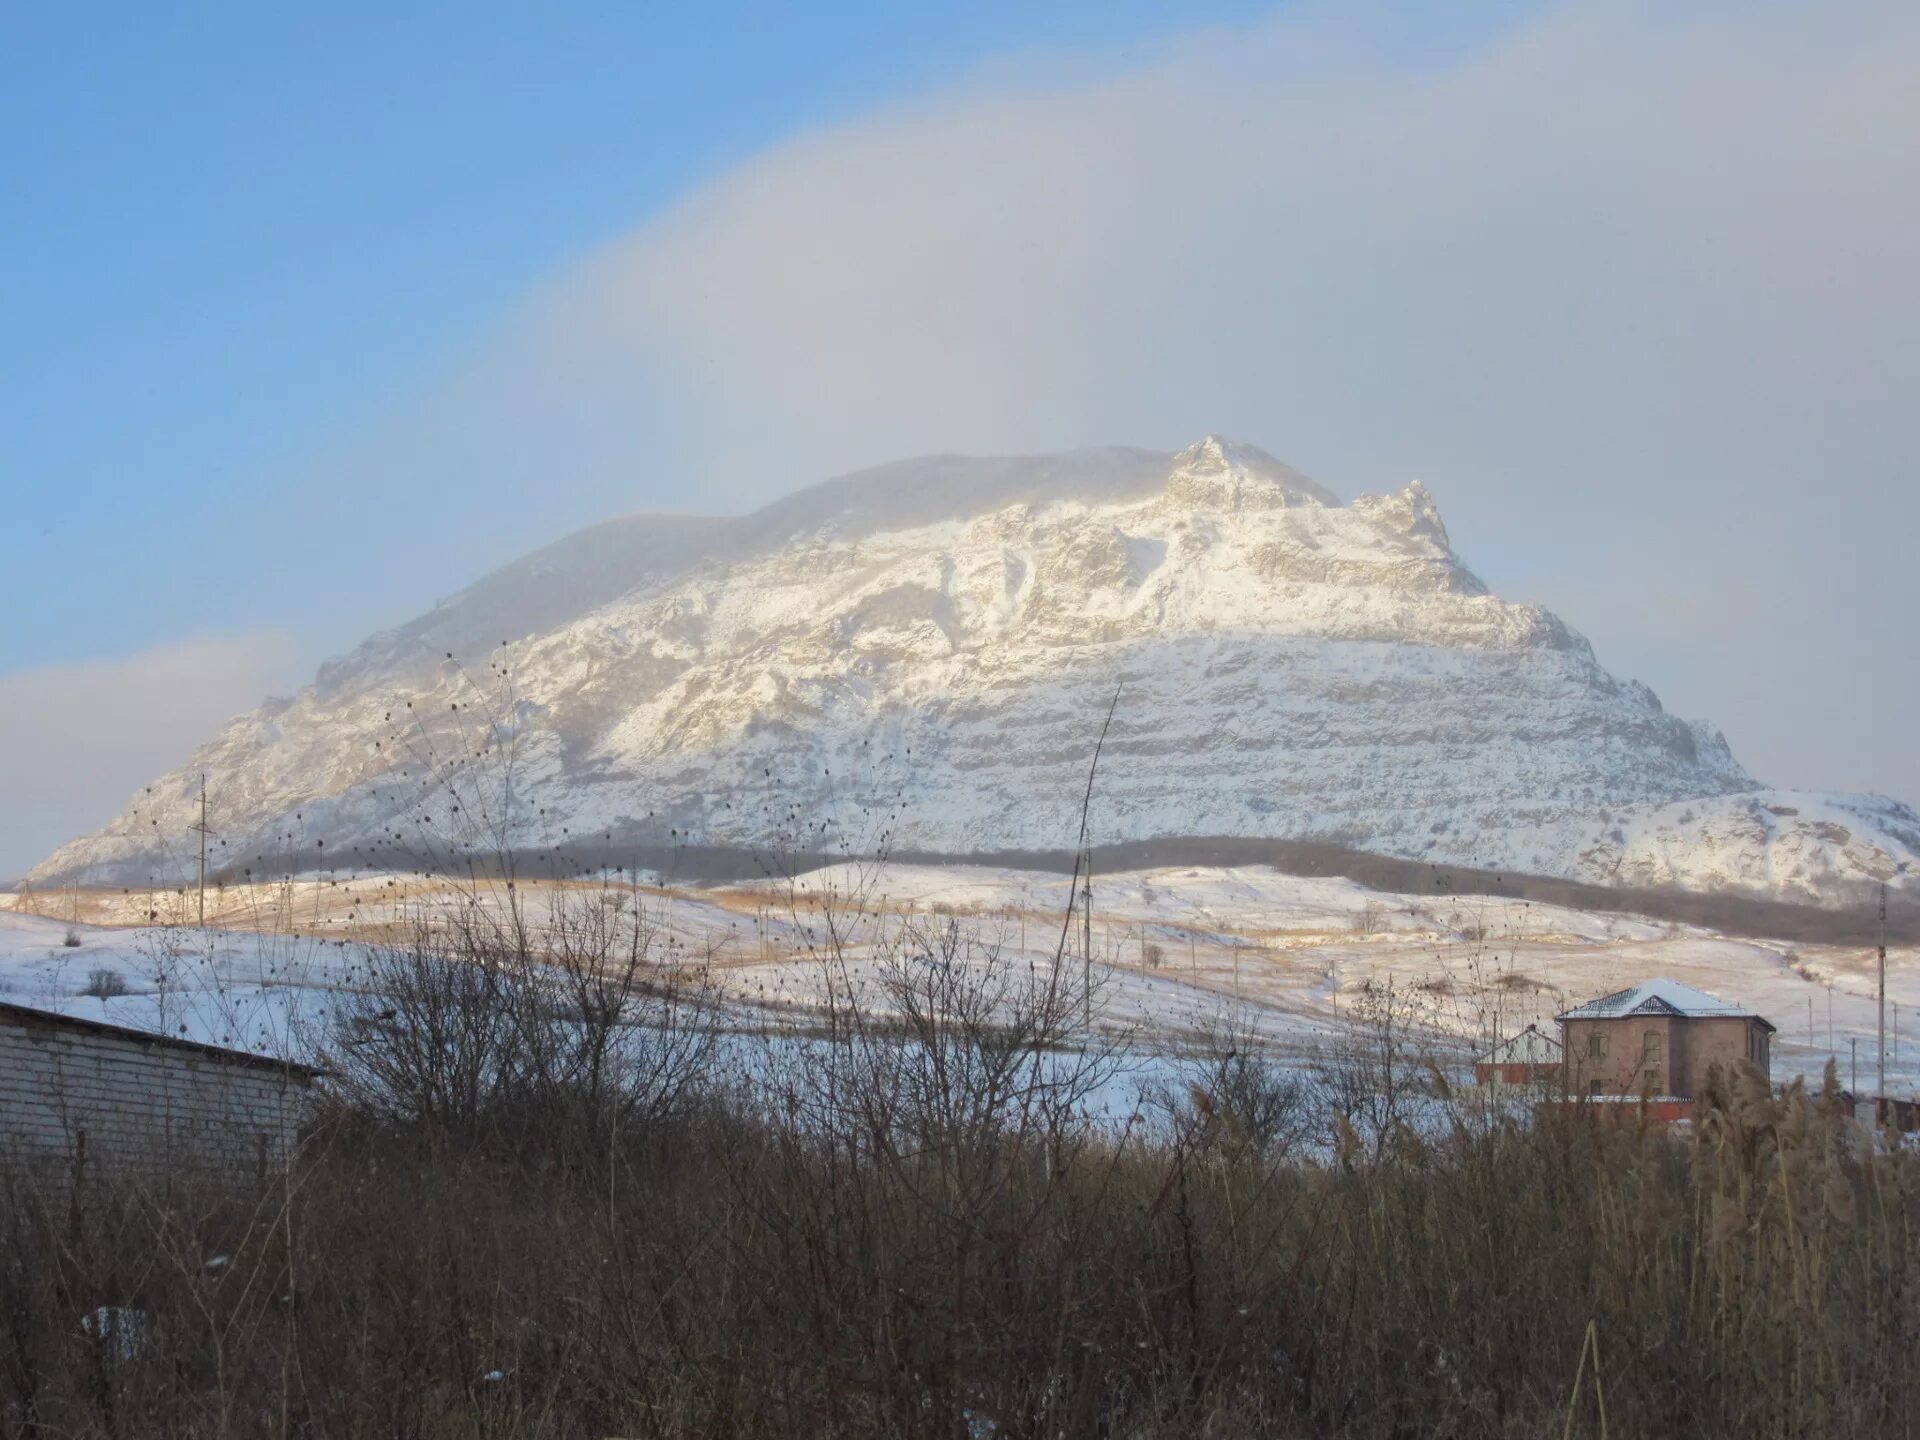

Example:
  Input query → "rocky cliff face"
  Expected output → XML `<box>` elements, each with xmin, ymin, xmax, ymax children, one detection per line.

<box><xmin>31</xmin><ymin>437</ymin><xmax>1920</xmax><ymax>904</ymax></box>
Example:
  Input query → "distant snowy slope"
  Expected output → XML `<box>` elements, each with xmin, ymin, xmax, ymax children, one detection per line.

<box><xmin>0</xmin><ymin>911</ymin><xmax>331</xmax><ymax>1062</ymax></box>
<box><xmin>30</xmin><ymin>436</ymin><xmax>1920</xmax><ymax>905</ymax></box>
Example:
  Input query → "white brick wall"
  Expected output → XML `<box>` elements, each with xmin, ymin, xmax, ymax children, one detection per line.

<box><xmin>0</xmin><ymin>1007</ymin><xmax>313</xmax><ymax>1176</ymax></box>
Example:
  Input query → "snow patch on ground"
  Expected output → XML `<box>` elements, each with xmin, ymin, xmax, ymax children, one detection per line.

<box><xmin>10</xmin><ymin>860</ymin><xmax>1912</xmax><ymax>1096</ymax></box>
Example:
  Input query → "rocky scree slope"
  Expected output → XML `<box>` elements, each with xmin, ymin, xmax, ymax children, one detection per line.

<box><xmin>31</xmin><ymin>438</ymin><xmax>1920</xmax><ymax>905</ymax></box>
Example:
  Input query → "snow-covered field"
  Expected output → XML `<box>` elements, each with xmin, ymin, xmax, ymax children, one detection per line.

<box><xmin>0</xmin><ymin>908</ymin><xmax>349</xmax><ymax>1060</ymax></box>
<box><xmin>6</xmin><ymin>860</ymin><xmax>1915</xmax><ymax>1095</ymax></box>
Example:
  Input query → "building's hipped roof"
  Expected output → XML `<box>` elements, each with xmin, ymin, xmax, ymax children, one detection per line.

<box><xmin>1556</xmin><ymin>977</ymin><xmax>1775</xmax><ymax>1032</ymax></box>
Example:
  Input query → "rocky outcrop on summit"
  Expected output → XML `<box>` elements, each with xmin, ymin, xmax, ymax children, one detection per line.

<box><xmin>31</xmin><ymin>437</ymin><xmax>1920</xmax><ymax>905</ymax></box>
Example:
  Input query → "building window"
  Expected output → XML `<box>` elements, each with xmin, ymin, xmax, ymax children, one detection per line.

<box><xmin>1643</xmin><ymin>1033</ymin><xmax>1662</xmax><ymax>1061</ymax></box>
<box><xmin>1590</xmin><ymin>1079</ymin><xmax>1605</xmax><ymax>1096</ymax></box>
<box><xmin>1588</xmin><ymin>1032</ymin><xmax>1609</xmax><ymax>1060</ymax></box>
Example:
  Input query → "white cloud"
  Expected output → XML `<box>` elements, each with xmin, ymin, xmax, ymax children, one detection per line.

<box><xmin>444</xmin><ymin>0</ymin><xmax>1910</xmax><ymax>804</ymax></box>
<box><xmin>127</xmin><ymin>0</ymin><xmax>1920</xmax><ymax>824</ymax></box>
<box><xmin>0</xmin><ymin>633</ymin><xmax>301</xmax><ymax>882</ymax></box>
<box><xmin>519</xmin><ymin>0</ymin><xmax>1918</xmax><ymax>489</ymax></box>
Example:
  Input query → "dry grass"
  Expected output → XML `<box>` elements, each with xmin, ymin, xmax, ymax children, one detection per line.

<box><xmin>2</xmin><ymin>921</ymin><xmax>1915</xmax><ymax>1440</ymax></box>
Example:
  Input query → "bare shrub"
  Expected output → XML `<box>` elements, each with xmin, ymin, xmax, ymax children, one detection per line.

<box><xmin>1312</xmin><ymin>977</ymin><xmax>1445</xmax><ymax>1157</ymax></box>
<box><xmin>325</xmin><ymin>884</ymin><xmax>717</xmax><ymax>1152</ymax></box>
<box><xmin>2</xmin><ymin>972</ymin><xmax>1918</xmax><ymax>1439</ymax></box>
<box><xmin>79</xmin><ymin>967</ymin><xmax>127</xmax><ymax>999</ymax></box>
<box><xmin>672</xmin><ymin>855</ymin><xmax>1168</xmax><ymax>1438</ymax></box>
<box><xmin>62</xmin><ymin>927</ymin><xmax>82</xmax><ymax>949</ymax></box>
<box><xmin>1159</xmin><ymin>1014</ymin><xmax>1313</xmax><ymax>1162</ymax></box>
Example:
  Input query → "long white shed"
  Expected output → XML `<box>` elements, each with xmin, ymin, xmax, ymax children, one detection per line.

<box><xmin>0</xmin><ymin>1000</ymin><xmax>318</xmax><ymax>1177</ymax></box>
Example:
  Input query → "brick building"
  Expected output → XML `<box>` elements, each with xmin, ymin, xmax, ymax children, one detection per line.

<box><xmin>1556</xmin><ymin>978</ymin><xmax>1772</xmax><ymax>1099</ymax></box>
<box><xmin>0</xmin><ymin>1000</ymin><xmax>318</xmax><ymax>1176</ymax></box>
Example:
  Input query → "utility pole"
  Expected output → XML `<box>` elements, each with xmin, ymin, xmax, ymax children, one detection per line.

<box><xmin>1879</xmin><ymin>882</ymin><xmax>1888</xmax><ymax>1101</ymax></box>
<box><xmin>188</xmin><ymin>774</ymin><xmax>213</xmax><ymax>927</ymax></box>
<box><xmin>1852</xmin><ymin>1036</ymin><xmax>1858</xmax><ymax>1096</ymax></box>
<box><xmin>1082</xmin><ymin>845</ymin><xmax>1094</xmax><ymax>1033</ymax></box>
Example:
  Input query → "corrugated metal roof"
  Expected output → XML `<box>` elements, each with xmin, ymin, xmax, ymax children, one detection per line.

<box><xmin>1555</xmin><ymin>977</ymin><xmax>1774</xmax><ymax>1030</ymax></box>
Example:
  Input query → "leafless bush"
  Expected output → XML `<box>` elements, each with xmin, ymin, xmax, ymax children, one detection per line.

<box><xmin>324</xmin><ymin>885</ymin><xmax>717</xmax><ymax>1152</ymax></box>
<box><xmin>79</xmin><ymin>967</ymin><xmax>127</xmax><ymax>998</ymax></box>
<box><xmin>1154</xmin><ymin>1014</ymin><xmax>1314</xmax><ymax>1163</ymax></box>
<box><xmin>62</xmin><ymin>927</ymin><xmax>82</xmax><ymax>949</ymax></box>
<box><xmin>1312</xmin><ymin>977</ymin><xmax>1448</xmax><ymax>1158</ymax></box>
<box><xmin>3</xmin><ymin>1001</ymin><xmax>1919</xmax><ymax>1438</ymax></box>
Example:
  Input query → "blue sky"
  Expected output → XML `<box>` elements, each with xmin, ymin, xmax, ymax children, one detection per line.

<box><xmin>5</xmin><ymin>0</ymin><xmax>1308</xmax><ymax>673</ymax></box>
<box><xmin>4</xmin><ymin>0</ymin><xmax>1918</xmax><ymax>876</ymax></box>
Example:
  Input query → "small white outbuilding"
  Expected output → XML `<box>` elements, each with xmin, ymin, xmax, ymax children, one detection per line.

<box><xmin>0</xmin><ymin>1000</ymin><xmax>318</xmax><ymax>1178</ymax></box>
<box><xmin>1473</xmin><ymin>1023</ymin><xmax>1563</xmax><ymax>1090</ymax></box>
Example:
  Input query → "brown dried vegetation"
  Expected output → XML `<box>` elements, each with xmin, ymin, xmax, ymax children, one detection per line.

<box><xmin>2</xmin><ymin>906</ymin><xmax>1916</xmax><ymax>1438</ymax></box>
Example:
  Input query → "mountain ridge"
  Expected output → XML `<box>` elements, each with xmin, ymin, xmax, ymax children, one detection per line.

<box><xmin>30</xmin><ymin>437</ymin><xmax>1920</xmax><ymax>906</ymax></box>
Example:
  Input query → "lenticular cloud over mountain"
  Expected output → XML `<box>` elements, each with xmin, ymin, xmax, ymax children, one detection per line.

<box><xmin>32</xmin><ymin>438</ymin><xmax>1920</xmax><ymax>906</ymax></box>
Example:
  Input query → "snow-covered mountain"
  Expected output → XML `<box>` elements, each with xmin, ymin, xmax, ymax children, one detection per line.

<box><xmin>30</xmin><ymin>437</ymin><xmax>1920</xmax><ymax>905</ymax></box>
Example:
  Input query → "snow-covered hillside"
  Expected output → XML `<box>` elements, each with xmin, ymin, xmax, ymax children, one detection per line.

<box><xmin>7</xmin><ymin>863</ymin><xmax>1916</xmax><ymax>1097</ymax></box>
<box><xmin>30</xmin><ymin>437</ymin><xmax>1920</xmax><ymax>904</ymax></box>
